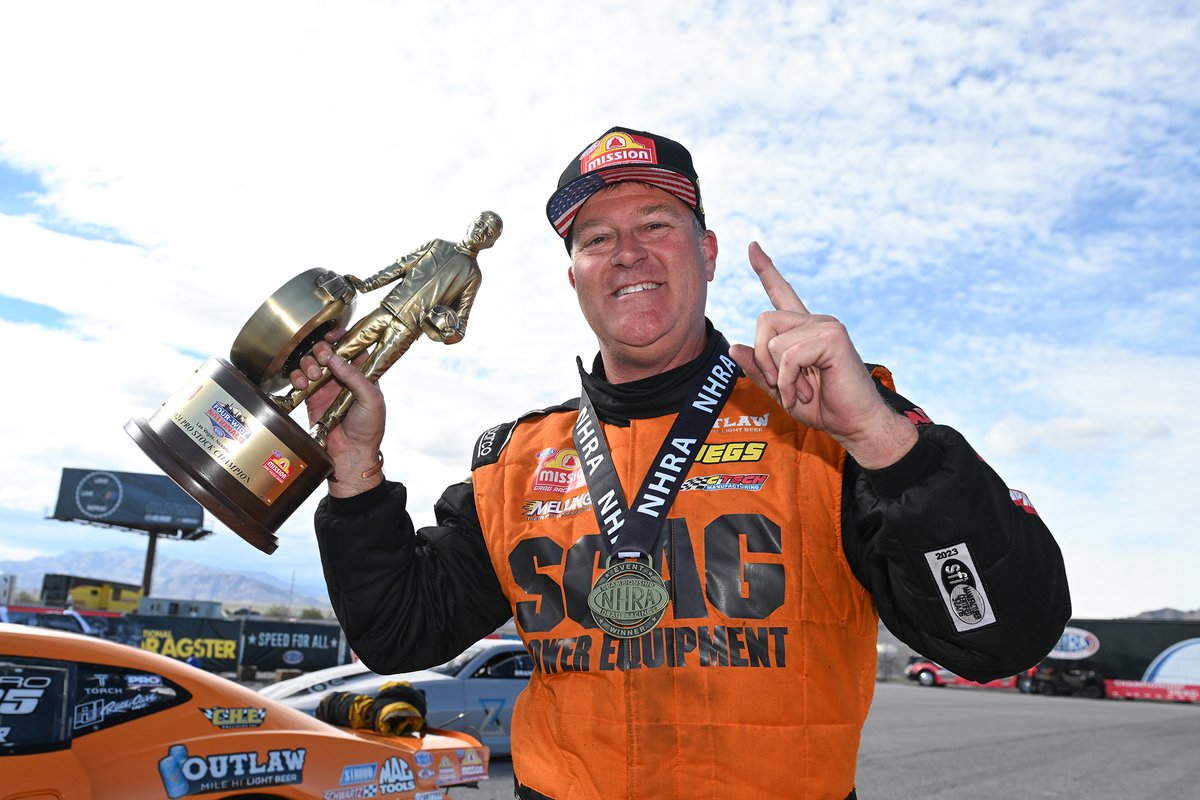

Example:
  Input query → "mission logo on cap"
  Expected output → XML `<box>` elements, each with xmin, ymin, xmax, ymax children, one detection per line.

<box><xmin>546</xmin><ymin>126</ymin><xmax>705</xmax><ymax>245</ymax></box>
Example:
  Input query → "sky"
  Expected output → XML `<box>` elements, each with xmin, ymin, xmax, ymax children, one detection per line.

<box><xmin>0</xmin><ymin>1</ymin><xmax>1196</xmax><ymax>618</ymax></box>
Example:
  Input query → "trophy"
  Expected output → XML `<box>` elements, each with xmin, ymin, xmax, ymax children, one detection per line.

<box><xmin>126</xmin><ymin>211</ymin><xmax>502</xmax><ymax>554</ymax></box>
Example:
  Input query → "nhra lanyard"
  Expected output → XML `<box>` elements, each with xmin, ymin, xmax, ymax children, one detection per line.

<box><xmin>572</xmin><ymin>339</ymin><xmax>742</xmax><ymax>561</ymax></box>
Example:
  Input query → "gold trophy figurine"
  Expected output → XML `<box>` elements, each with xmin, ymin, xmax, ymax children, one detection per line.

<box><xmin>276</xmin><ymin>210</ymin><xmax>502</xmax><ymax>445</ymax></box>
<box><xmin>125</xmin><ymin>211</ymin><xmax>502</xmax><ymax>554</ymax></box>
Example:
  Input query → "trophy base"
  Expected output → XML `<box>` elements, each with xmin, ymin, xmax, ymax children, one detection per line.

<box><xmin>125</xmin><ymin>358</ymin><xmax>334</xmax><ymax>555</ymax></box>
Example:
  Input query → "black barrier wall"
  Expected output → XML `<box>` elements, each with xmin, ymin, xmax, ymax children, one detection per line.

<box><xmin>85</xmin><ymin>615</ymin><xmax>346</xmax><ymax>673</ymax></box>
<box><xmin>240</xmin><ymin>619</ymin><xmax>343</xmax><ymax>672</ymax></box>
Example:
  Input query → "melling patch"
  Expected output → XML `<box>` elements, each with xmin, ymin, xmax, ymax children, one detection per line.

<box><xmin>923</xmin><ymin>543</ymin><xmax>997</xmax><ymax>632</ymax></box>
<box><xmin>580</xmin><ymin>131</ymin><xmax>658</xmax><ymax>174</ymax></box>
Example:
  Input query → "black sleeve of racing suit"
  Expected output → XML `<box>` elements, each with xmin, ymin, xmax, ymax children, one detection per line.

<box><xmin>841</xmin><ymin>384</ymin><xmax>1071</xmax><ymax>682</ymax></box>
<box><xmin>315</xmin><ymin>479</ymin><xmax>512</xmax><ymax>674</ymax></box>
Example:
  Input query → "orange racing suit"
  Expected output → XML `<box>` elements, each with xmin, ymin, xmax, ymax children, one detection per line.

<box><xmin>315</xmin><ymin>326</ymin><xmax>1071</xmax><ymax>799</ymax></box>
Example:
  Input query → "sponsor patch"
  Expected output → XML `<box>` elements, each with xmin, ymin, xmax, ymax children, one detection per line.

<box><xmin>680</xmin><ymin>473</ymin><xmax>768</xmax><ymax>492</ymax></box>
<box><xmin>1009</xmin><ymin>488</ymin><xmax>1039</xmax><ymax>516</ymax></box>
<box><xmin>1049</xmin><ymin>626</ymin><xmax>1101</xmax><ymax>660</ymax></box>
<box><xmin>476</xmin><ymin>424</ymin><xmax>503</xmax><ymax>460</ymax></box>
<box><xmin>126</xmin><ymin>674</ymin><xmax>162</xmax><ymax>688</ymax></box>
<box><xmin>378</xmin><ymin>756</ymin><xmax>415</xmax><ymax>794</ymax></box>
<box><xmin>458</xmin><ymin>748</ymin><xmax>486</xmax><ymax>779</ymax></box>
<box><xmin>695</xmin><ymin>441</ymin><xmax>766</xmax><ymax>464</ymax></box>
<box><xmin>580</xmin><ymin>131</ymin><xmax>658</xmax><ymax>174</ymax></box>
<box><xmin>74</xmin><ymin>693</ymin><xmax>162</xmax><ymax>729</ymax></box>
<box><xmin>200</xmin><ymin>706</ymin><xmax>267</xmax><ymax>729</ymax></box>
<box><xmin>323</xmin><ymin>786</ymin><xmax>376</xmax><ymax>800</ymax></box>
<box><xmin>711</xmin><ymin>413</ymin><xmax>770</xmax><ymax>433</ymax></box>
<box><xmin>531</xmin><ymin>447</ymin><xmax>584</xmax><ymax>493</ymax></box>
<box><xmin>340</xmin><ymin>762</ymin><xmax>377</xmax><ymax>785</ymax></box>
<box><xmin>523</xmin><ymin>492</ymin><xmax>592</xmax><ymax>521</ymax></box>
<box><xmin>157</xmin><ymin>745</ymin><xmax>305</xmax><ymax>796</ymax></box>
<box><xmin>263</xmin><ymin>450</ymin><xmax>292</xmax><ymax>483</ymax></box>
<box><xmin>923</xmin><ymin>543</ymin><xmax>997</xmax><ymax>632</ymax></box>
<box><xmin>904</xmin><ymin>406</ymin><xmax>934</xmax><ymax>427</ymax></box>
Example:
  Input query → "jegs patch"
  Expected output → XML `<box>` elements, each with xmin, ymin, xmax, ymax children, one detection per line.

<box><xmin>924</xmin><ymin>543</ymin><xmax>997</xmax><ymax>632</ymax></box>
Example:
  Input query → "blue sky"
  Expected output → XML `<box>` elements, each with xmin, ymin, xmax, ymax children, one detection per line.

<box><xmin>1</xmin><ymin>1</ymin><xmax>1197</xmax><ymax>617</ymax></box>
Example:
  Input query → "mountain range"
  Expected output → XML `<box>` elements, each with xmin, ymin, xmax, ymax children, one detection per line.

<box><xmin>3</xmin><ymin>547</ymin><xmax>1196</xmax><ymax>623</ymax></box>
<box><xmin>0</xmin><ymin>547</ymin><xmax>332</xmax><ymax>612</ymax></box>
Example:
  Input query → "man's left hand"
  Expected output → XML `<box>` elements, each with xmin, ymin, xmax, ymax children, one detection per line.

<box><xmin>728</xmin><ymin>242</ymin><xmax>917</xmax><ymax>469</ymax></box>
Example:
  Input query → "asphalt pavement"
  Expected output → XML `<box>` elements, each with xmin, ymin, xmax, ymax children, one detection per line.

<box><xmin>446</xmin><ymin>680</ymin><xmax>1200</xmax><ymax>799</ymax></box>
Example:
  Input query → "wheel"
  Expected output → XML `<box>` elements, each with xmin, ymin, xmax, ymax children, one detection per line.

<box><xmin>1081</xmin><ymin>683</ymin><xmax>1105</xmax><ymax>699</ymax></box>
<box><xmin>917</xmin><ymin>669</ymin><xmax>937</xmax><ymax>687</ymax></box>
<box><xmin>1016</xmin><ymin>674</ymin><xmax>1034</xmax><ymax>693</ymax></box>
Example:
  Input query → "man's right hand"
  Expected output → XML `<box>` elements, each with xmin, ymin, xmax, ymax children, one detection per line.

<box><xmin>289</xmin><ymin>338</ymin><xmax>387</xmax><ymax>497</ymax></box>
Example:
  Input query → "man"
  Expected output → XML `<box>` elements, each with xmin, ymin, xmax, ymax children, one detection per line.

<box><xmin>278</xmin><ymin>210</ymin><xmax>501</xmax><ymax>445</ymax></box>
<box><xmin>294</xmin><ymin>127</ymin><xmax>1070</xmax><ymax>799</ymax></box>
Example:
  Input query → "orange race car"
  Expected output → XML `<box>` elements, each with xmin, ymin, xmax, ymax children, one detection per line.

<box><xmin>0</xmin><ymin>623</ymin><xmax>489</xmax><ymax>799</ymax></box>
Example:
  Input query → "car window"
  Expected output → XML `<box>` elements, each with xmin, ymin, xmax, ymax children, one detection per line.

<box><xmin>474</xmin><ymin>652</ymin><xmax>534</xmax><ymax>680</ymax></box>
<box><xmin>0</xmin><ymin>658</ymin><xmax>72</xmax><ymax>756</ymax></box>
<box><xmin>429</xmin><ymin>645</ymin><xmax>487</xmax><ymax>677</ymax></box>
<box><xmin>1</xmin><ymin>657</ymin><xmax>192</xmax><ymax>755</ymax></box>
<box><xmin>2</xmin><ymin>610</ymin><xmax>87</xmax><ymax>635</ymax></box>
<box><xmin>71</xmin><ymin>662</ymin><xmax>190</xmax><ymax>737</ymax></box>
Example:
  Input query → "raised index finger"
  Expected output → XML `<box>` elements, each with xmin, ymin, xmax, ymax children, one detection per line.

<box><xmin>749</xmin><ymin>241</ymin><xmax>809</xmax><ymax>314</ymax></box>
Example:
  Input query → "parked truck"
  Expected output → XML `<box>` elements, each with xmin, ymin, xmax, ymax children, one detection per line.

<box><xmin>1032</xmin><ymin>618</ymin><xmax>1200</xmax><ymax>703</ymax></box>
<box><xmin>40</xmin><ymin>573</ymin><xmax>143</xmax><ymax>612</ymax></box>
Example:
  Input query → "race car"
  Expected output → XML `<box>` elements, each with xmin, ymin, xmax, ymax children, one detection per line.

<box><xmin>0</xmin><ymin>623</ymin><xmax>489</xmax><ymax>799</ymax></box>
<box><xmin>262</xmin><ymin>638</ymin><xmax>533</xmax><ymax>756</ymax></box>
<box><xmin>904</xmin><ymin>655</ymin><xmax>1034</xmax><ymax>692</ymax></box>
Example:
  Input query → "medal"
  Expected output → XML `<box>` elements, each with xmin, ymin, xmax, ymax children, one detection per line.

<box><xmin>574</xmin><ymin>335</ymin><xmax>742</xmax><ymax>639</ymax></box>
<box><xmin>588</xmin><ymin>555</ymin><xmax>670</xmax><ymax>639</ymax></box>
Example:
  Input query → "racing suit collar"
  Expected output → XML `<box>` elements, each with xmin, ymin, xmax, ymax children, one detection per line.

<box><xmin>577</xmin><ymin>319</ymin><xmax>728</xmax><ymax>425</ymax></box>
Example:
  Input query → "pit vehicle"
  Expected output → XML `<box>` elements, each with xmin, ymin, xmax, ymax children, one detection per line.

<box><xmin>904</xmin><ymin>655</ymin><xmax>1034</xmax><ymax>691</ymax></box>
<box><xmin>1032</xmin><ymin>618</ymin><xmax>1200</xmax><ymax>702</ymax></box>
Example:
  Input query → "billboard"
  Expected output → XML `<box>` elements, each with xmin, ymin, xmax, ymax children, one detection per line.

<box><xmin>53</xmin><ymin>468</ymin><xmax>205</xmax><ymax>533</ymax></box>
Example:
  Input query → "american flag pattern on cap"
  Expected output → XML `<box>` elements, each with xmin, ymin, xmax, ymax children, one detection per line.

<box><xmin>546</xmin><ymin>127</ymin><xmax>703</xmax><ymax>241</ymax></box>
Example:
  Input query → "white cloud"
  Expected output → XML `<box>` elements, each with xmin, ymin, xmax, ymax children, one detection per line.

<box><xmin>1</xmin><ymin>1</ymin><xmax>1197</xmax><ymax>617</ymax></box>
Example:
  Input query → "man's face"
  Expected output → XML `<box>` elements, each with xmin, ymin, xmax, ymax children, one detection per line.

<box><xmin>567</xmin><ymin>182</ymin><xmax>717</xmax><ymax>379</ymax></box>
<box><xmin>469</xmin><ymin>218</ymin><xmax>499</xmax><ymax>249</ymax></box>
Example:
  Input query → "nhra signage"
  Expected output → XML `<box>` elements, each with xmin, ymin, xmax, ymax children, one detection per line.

<box><xmin>240</xmin><ymin>620</ymin><xmax>341</xmax><ymax>672</ymax></box>
<box><xmin>95</xmin><ymin>616</ymin><xmax>343</xmax><ymax>673</ymax></box>
<box><xmin>1049</xmin><ymin>626</ymin><xmax>1101</xmax><ymax>660</ymax></box>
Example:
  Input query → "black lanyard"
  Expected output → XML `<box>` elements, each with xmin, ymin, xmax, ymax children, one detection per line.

<box><xmin>573</xmin><ymin>338</ymin><xmax>742</xmax><ymax>559</ymax></box>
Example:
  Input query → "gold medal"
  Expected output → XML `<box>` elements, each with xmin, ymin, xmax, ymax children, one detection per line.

<box><xmin>587</xmin><ymin>555</ymin><xmax>670</xmax><ymax>639</ymax></box>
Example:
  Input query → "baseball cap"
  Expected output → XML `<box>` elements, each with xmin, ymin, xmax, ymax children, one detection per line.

<box><xmin>546</xmin><ymin>126</ymin><xmax>705</xmax><ymax>249</ymax></box>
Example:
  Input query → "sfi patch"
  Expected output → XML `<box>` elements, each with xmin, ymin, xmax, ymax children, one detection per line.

<box><xmin>924</xmin><ymin>543</ymin><xmax>997</xmax><ymax>632</ymax></box>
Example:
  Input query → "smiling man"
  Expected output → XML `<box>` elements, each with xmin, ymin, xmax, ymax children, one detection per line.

<box><xmin>298</xmin><ymin>126</ymin><xmax>1071</xmax><ymax>799</ymax></box>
